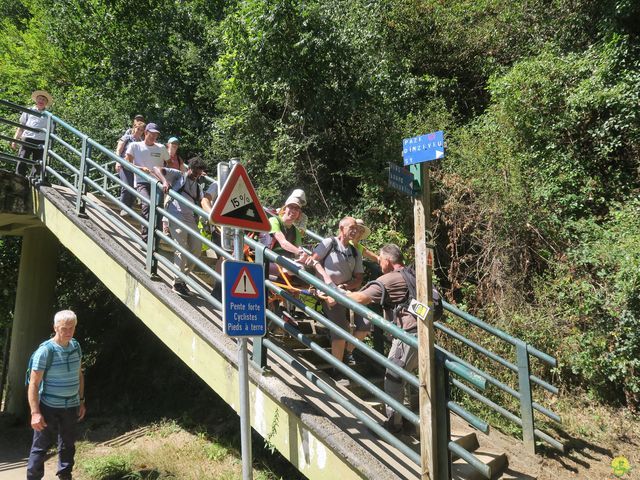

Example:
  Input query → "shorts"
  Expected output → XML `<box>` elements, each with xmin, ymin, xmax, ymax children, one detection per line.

<box><xmin>322</xmin><ymin>302</ymin><xmax>349</xmax><ymax>341</ymax></box>
<box><xmin>354</xmin><ymin>313</ymin><xmax>372</xmax><ymax>332</ymax></box>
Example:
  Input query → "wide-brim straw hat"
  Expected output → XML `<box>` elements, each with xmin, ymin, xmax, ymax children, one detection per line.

<box><xmin>31</xmin><ymin>90</ymin><xmax>53</xmax><ymax>106</ymax></box>
<box><xmin>355</xmin><ymin>218</ymin><xmax>371</xmax><ymax>240</ymax></box>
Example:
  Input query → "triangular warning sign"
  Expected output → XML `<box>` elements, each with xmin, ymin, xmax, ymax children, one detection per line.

<box><xmin>231</xmin><ymin>266</ymin><xmax>260</xmax><ymax>298</ymax></box>
<box><xmin>209</xmin><ymin>163</ymin><xmax>271</xmax><ymax>231</ymax></box>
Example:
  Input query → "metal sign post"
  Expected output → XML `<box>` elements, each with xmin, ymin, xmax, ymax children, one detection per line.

<box><xmin>211</xmin><ymin>162</ymin><xmax>269</xmax><ymax>480</ymax></box>
<box><xmin>403</xmin><ymin>131</ymin><xmax>444</xmax><ymax>480</ymax></box>
<box><xmin>223</xmin><ymin>236</ymin><xmax>266</xmax><ymax>480</ymax></box>
<box><xmin>234</xmin><ymin>229</ymin><xmax>252</xmax><ymax>480</ymax></box>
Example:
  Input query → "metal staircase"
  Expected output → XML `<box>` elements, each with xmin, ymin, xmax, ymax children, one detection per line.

<box><xmin>0</xmin><ymin>98</ymin><xmax>564</xmax><ymax>479</ymax></box>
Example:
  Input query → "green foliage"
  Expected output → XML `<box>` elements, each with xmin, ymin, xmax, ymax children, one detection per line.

<box><xmin>264</xmin><ymin>409</ymin><xmax>279</xmax><ymax>455</ymax></box>
<box><xmin>81</xmin><ymin>453</ymin><xmax>136</xmax><ymax>480</ymax></box>
<box><xmin>203</xmin><ymin>441</ymin><xmax>229</xmax><ymax>462</ymax></box>
<box><xmin>2</xmin><ymin>0</ymin><xmax>640</xmax><ymax>417</ymax></box>
<box><xmin>0</xmin><ymin>14</ymin><xmax>68</xmax><ymax>99</ymax></box>
<box><xmin>553</xmin><ymin>200</ymin><xmax>640</xmax><ymax>408</ymax></box>
<box><xmin>0</xmin><ymin>237</ymin><xmax>21</xmax><ymax>369</ymax></box>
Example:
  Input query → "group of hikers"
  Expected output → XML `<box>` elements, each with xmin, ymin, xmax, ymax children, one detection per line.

<box><xmin>12</xmin><ymin>92</ymin><xmax>442</xmax><ymax>480</ymax></box>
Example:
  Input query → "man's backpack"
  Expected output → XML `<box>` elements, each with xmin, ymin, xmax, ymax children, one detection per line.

<box><xmin>25</xmin><ymin>339</ymin><xmax>81</xmax><ymax>393</ymax></box>
<box><xmin>319</xmin><ymin>237</ymin><xmax>358</xmax><ymax>268</ymax></box>
<box><xmin>371</xmin><ymin>265</ymin><xmax>443</xmax><ymax>322</ymax></box>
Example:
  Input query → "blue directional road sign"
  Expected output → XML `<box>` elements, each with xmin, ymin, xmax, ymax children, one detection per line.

<box><xmin>223</xmin><ymin>260</ymin><xmax>266</xmax><ymax>337</ymax></box>
<box><xmin>388</xmin><ymin>163</ymin><xmax>414</xmax><ymax>196</ymax></box>
<box><xmin>402</xmin><ymin>130</ymin><xmax>445</xmax><ymax>166</ymax></box>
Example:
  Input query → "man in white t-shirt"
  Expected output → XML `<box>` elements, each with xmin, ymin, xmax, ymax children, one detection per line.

<box><xmin>11</xmin><ymin>90</ymin><xmax>52</xmax><ymax>178</ymax></box>
<box><xmin>125</xmin><ymin>122</ymin><xmax>169</xmax><ymax>242</ymax></box>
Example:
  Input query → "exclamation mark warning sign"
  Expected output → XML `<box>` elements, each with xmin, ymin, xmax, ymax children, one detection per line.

<box><xmin>231</xmin><ymin>267</ymin><xmax>259</xmax><ymax>298</ymax></box>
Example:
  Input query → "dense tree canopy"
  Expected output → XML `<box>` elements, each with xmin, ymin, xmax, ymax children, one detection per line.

<box><xmin>1</xmin><ymin>0</ymin><xmax>639</xmax><ymax>409</ymax></box>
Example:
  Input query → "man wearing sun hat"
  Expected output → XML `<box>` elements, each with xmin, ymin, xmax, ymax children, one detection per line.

<box><xmin>11</xmin><ymin>90</ymin><xmax>53</xmax><ymax>177</ymax></box>
<box><xmin>125</xmin><ymin>122</ymin><xmax>169</xmax><ymax>242</ymax></box>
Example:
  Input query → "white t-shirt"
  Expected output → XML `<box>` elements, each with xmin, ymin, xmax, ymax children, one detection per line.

<box><xmin>126</xmin><ymin>141</ymin><xmax>169</xmax><ymax>185</ymax></box>
<box><xmin>19</xmin><ymin>107</ymin><xmax>48</xmax><ymax>141</ymax></box>
<box><xmin>313</xmin><ymin>237</ymin><xmax>364</xmax><ymax>285</ymax></box>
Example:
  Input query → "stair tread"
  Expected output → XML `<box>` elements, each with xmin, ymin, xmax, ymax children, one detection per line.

<box><xmin>451</xmin><ymin>449</ymin><xmax>508</xmax><ymax>480</ymax></box>
<box><xmin>451</xmin><ymin>431</ymin><xmax>480</xmax><ymax>454</ymax></box>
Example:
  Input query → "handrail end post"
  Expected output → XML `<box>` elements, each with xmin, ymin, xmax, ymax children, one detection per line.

<box><xmin>251</xmin><ymin>244</ymin><xmax>269</xmax><ymax>369</ymax></box>
<box><xmin>435</xmin><ymin>350</ymin><xmax>452</xmax><ymax>479</ymax></box>
<box><xmin>516</xmin><ymin>340</ymin><xmax>536</xmax><ymax>455</ymax></box>
<box><xmin>145</xmin><ymin>183</ymin><xmax>161</xmax><ymax>276</ymax></box>
<box><xmin>75</xmin><ymin>139</ymin><xmax>89</xmax><ymax>215</ymax></box>
<box><xmin>40</xmin><ymin>114</ymin><xmax>54</xmax><ymax>186</ymax></box>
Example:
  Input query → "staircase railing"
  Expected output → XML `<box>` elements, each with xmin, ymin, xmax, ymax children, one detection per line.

<box><xmin>0</xmin><ymin>99</ymin><xmax>564</xmax><ymax>479</ymax></box>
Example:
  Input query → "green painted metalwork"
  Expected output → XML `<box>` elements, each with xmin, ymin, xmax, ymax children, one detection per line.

<box><xmin>516</xmin><ymin>340</ymin><xmax>536</xmax><ymax>454</ymax></box>
<box><xmin>443</xmin><ymin>359</ymin><xmax>486</xmax><ymax>390</ymax></box>
<box><xmin>75</xmin><ymin>138</ymin><xmax>89</xmax><ymax>216</ymax></box>
<box><xmin>435</xmin><ymin>351</ymin><xmax>452</xmax><ymax>480</ymax></box>
<box><xmin>0</xmin><ymin>99</ymin><xmax>567</xmax><ymax>478</ymax></box>
<box><xmin>251</xmin><ymin>244</ymin><xmax>268</xmax><ymax>369</ymax></box>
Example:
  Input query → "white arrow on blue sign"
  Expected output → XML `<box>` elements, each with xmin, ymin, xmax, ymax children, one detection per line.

<box><xmin>402</xmin><ymin>130</ymin><xmax>445</xmax><ymax>166</ymax></box>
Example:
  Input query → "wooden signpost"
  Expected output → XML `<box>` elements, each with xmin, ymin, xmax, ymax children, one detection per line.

<box><xmin>403</xmin><ymin>131</ymin><xmax>444</xmax><ymax>479</ymax></box>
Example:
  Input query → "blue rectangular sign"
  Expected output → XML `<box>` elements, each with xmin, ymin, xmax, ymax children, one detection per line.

<box><xmin>388</xmin><ymin>163</ymin><xmax>414</xmax><ymax>196</ymax></box>
<box><xmin>402</xmin><ymin>130</ymin><xmax>445</xmax><ymax>165</ymax></box>
<box><xmin>223</xmin><ymin>260</ymin><xmax>266</xmax><ymax>337</ymax></box>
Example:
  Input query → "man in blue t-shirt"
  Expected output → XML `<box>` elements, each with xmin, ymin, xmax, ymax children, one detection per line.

<box><xmin>27</xmin><ymin>310</ymin><xmax>85</xmax><ymax>480</ymax></box>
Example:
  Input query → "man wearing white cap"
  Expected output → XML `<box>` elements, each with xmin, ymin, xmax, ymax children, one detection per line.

<box><xmin>11</xmin><ymin>90</ymin><xmax>53</xmax><ymax>177</ymax></box>
<box><xmin>125</xmin><ymin>122</ymin><xmax>169</xmax><ymax>242</ymax></box>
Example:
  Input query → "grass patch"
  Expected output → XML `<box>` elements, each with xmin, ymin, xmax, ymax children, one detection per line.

<box><xmin>81</xmin><ymin>453</ymin><xmax>136</xmax><ymax>479</ymax></box>
<box><xmin>76</xmin><ymin>419</ymin><xmax>292</xmax><ymax>480</ymax></box>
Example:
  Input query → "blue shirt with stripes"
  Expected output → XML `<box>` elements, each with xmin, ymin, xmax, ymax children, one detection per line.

<box><xmin>32</xmin><ymin>338</ymin><xmax>82</xmax><ymax>408</ymax></box>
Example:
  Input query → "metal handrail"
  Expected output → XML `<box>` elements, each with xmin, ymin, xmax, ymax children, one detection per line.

<box><xmin>0</xmin><ymin>116</ymin><xmax>46</xmax><ymax>133</ymax></box>
<box><xmin>0</xmin><ymin>99</ymin><xmax>45</xmax><ymax>116</ymax></box>
<box><xmin>1</xmin><ymin>101</ymin><xmax>564</xmax><ymax>477</ymax></box>
<box><xmin>443</xmin><ymin>300</ymin><xmax>556</xmax><ymax>366</ymax></box>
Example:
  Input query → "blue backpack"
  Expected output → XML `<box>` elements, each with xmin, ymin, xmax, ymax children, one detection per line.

<box><xmin>25</xmin><ymin>339</ymin><xmax>81</xmax><ymax>394</ymax></box>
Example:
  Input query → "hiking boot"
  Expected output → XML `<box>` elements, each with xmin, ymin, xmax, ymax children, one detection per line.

<box><xmin>329</xmin><ymin>368</ymin><xmax>350</xmax><ymax>387</ymax></box>
<box><xmin>173</xmin><ymin>282</ymin><xmax>191</xmax><ymax>297</ymax></box>
<box><xmin>382</xmin><ymin>419</ymin><xmax>403</xmax><ymax>434</ymax></box>
<box><xmin>343</xmin><ymin>351</ymin><xmax>356</xmax><ymax>366</ymax></box>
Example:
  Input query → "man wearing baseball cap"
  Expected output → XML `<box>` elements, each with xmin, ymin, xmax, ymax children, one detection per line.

<box><xmin>11</xmin><ymin>90</ymin><xmax>53</xmax><ymax>178</ymax></box>
<box><xmin>125</xmin><ymin>122</ymin><xmax>169</xmax><ymax>242</ymax></box>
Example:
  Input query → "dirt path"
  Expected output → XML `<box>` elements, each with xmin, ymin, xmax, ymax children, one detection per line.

<box><xmin>2</xmin><ymin>411</ymin><xmax>638</xmax><ymax>479</ymax></box>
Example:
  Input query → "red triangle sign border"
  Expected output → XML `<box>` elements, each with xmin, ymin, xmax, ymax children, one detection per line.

<box><xmin>231</xmin><ymin>266</ymin><xmax>260</xmax><ymax>299</ymax></box>
<box><xmin>209</xmin><ymin>163</ymin><xmax>271</xmax><ymax>232</ymax></box>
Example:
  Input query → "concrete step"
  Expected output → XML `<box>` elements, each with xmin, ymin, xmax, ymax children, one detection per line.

<box><xmin>451</xmin><ymin>448</ymin><xmax>508</xmax><ymax>479</ymax></box>
<box><xmin>451</xmin><ymin>431</ymin><xmax>480</xmax><ymax>456</ymax></box>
